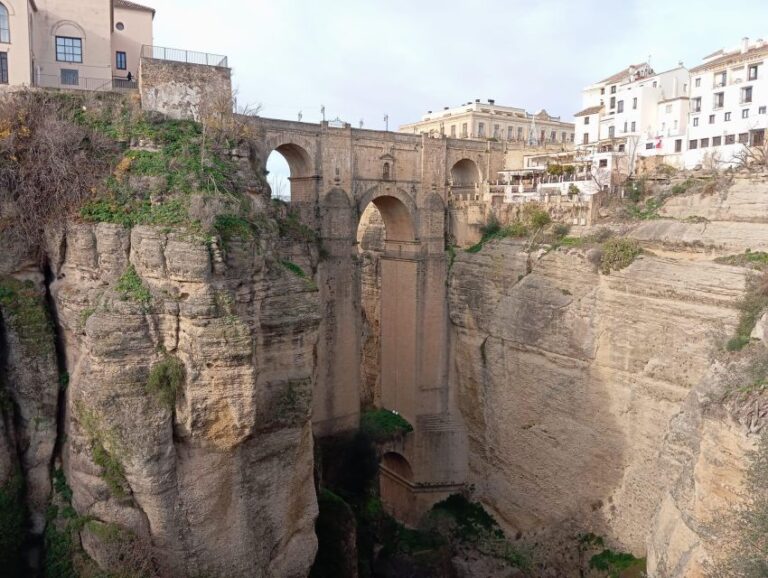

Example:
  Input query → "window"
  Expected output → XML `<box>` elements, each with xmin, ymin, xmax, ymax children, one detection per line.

<box><xmin>561</xmin><ymin>131</ymin><xmax>566</xmax><ymax>142</ymax></box>
<box><xmin>725</xmin><ymin>111</ymin><xmax>732</xmax><ymax>121</ymax></box>
<box><xmin>754</xmin><ymin>130</ymin><xmax>765</xmax><ymax>147</ymax></box>
<box><xmin>632</xmin><ymin>97</ymin><xmax>637</xmax><ymax>110</ymax></box>
<box><xmin>550</xmin><ymin>130</ymin><xmax>556</xmax><ymax>142</ymax></box>
<box><xmin>618</xmin><ymin>144</ymin><xmax>625</xmax><ymax>152</ymax></box>
<box><xmin>692</xmin><ymin>97</ymin><xmax>701</xmax><ymax>112</ymax></box>
<box><xmin>570</xmin><ymin>133</ymin><xmax>574</xmax><ymax>142</ymax></box>
<box><xmin>584</xmin><ymin>116</ymin><xmax>590</xmax><ymax>125</ymax></box>
<box><xmin>665</xmin><ymin>104</ymin><xmax>672</xmax><ymax>113</ymax></box>
<box><xmin>60</xmin><ymin>68</ymin><xmax>79</xmax><ymax>86</ymax></box>
<box><xmin>693</xmin><ymin>117</ymin><xmax>699</xmax><ymax>127</ymax></box>
<box><xmin>477</xmin><ymin>122</ymin><xmax>485</xmax><ymax>137</ymax></box>
<box><xmin>725</xmin><ymin>134</ymin><xmax>735</xmax><ymax>145</ymax></box>
<box><xmin>600</xmin><ymin>87</ymin><xmax>605</xmax><ymax>95</ymax></box>
<box><xmin>451</xmin><ymin>125</ymin><xmax>456</xmax><ymax>137</ymax></box>
<box><xmin>610</xmin><ymin>85</ymin><xmax>616</xmax><ymax>94</ymax></box>
<box><xmin>700</xmin><ymin>138</ymin><xmax>709</xmax><ymax>148</ymax></box>
<box><xmin>116</xmin><ymin>51</ymin><xmax>127</xmax><ymax>70</ymax></box>
<box><xmin>674</xmin><ymin>120</ymin><xmax>678</xmax><ymax>131</ymax></box>
<box><xmin>115</xmin><ymin>22</ymin><xmax>125</xmax><ymax>31</ymax></box>
<box><xmin>0</xmin><ymin>3</ymin><xmax>9</xmax><ymax>43</ymax></box>
<box><xmin>760</xmin><ymin>106</ymin><xmax>767</xmax><ymax>115</ymax></box>
<box><xmin>742</xmin><ymin>86</ymin><xmax>753</xmax><ymax>104</ymax></box>
<box><xmin>610</xmin><ymin>96</ymin><xmax>616</xmax><ymax>109</ymax></box>
<box><xmin>617</xmin><ymin>100</ymin><xmax>624</xmax><ymax>113</ymax></box>
<box><xmin>645</xmin><ymin>142</ymin><xmax>654</xmax><ymax>150</ymax></box>
<box><xmin>694</xmin><ymin>77</ymin><xmax>701</xmax><ymax>87</ymax></box>
<box><xmin>709</xmin><ymin>114</ymin><xmax>715</xmax><ymax>124</ymax></box>
<box><xmin>689</xmin><ymin>139</ymin><xmax>698</xmax><ymax>150</ymax></box>
<box><xmin>713</xmin><ymin>136</ymin><xmax>722</xmax><ymax>146</ymax></box>
<box><xmin>749</xmin><ymin>65</ymin><xmax>758</xmax><ymax>80</ymax></box>
<box><xmin>493</xmin><ymin>124</ymin><xmax>500</xmax><ymax>138</ymax></box>
<box><xmin>631</xmin><ymin>121</ymin><xmax>636</xmax><ymax>132</ymax></box>
<box><xmin>675</xmin><ymin>139</ymin><xmax>682</xmax><ymax>152</ymax></box>
<box><xmin>506</xmin><ymin>126</ymin><xmax>513</xmax><ymax>140</ymax></box>
<box><xmin>652</xmin><ymin>81</ymin><xmax>657</xmax><ymax>87</ymax></box>
<box><xmin>742</xmin><ymin>108</ymin><xmax>750</xmax><ymax>119</ymax></box>
<box><xmin>608</xmin><ymin>126</ymin><xmax>615</xmax><ymax>138</ymax></box>
<box><xmin>56</xmin><ymin>36</ymin><xmax>83</xmax><ymax>63</ymax></box>
<box><xmin>0</xmin><ymin>52</ymin><xmax>7</xmax><ymax>84</ymax></box>
<box><xmin>461</xmin><ymin>123</ymin><xmax>467</xmax><ymax>137</ymax></box>
<box><xmin>623</xmin><ymin>121</ymin><xmax>627</xmax><ymax>133</ymax></box>
<box><xmin>715</xmin><ymin>71</ymin><xmax>727</xmax><ymax>87</ymax></box>
<box><xmin>583</xmin><ymin>133</ymin><xmax>589</xmax><ymax>144</ymax></box>
<box><xmin>739</xmin><ymin>133</ymin><xmax>749</xmax><ymax>144</ymax></box>
<box><xmin>599</xmin><ymin>159</ymin><xmax>608</xmax><ymax>168</ymax></box>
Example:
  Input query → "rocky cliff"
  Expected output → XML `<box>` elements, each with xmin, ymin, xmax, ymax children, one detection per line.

<box><xmin>0</xmin><ymin>94</ymin><xmax>322</xmax><ymax>577</ymax></box>
<box><xmin>448</xmin><ymin>176</ymin><xmax>768</xmax><ymax>576</ymax></box>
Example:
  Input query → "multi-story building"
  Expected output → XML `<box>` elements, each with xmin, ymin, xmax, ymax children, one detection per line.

<box><xmin>399</xmin><ymin>99</ymin><xmax>575</xmax><ymax>145</ymax></box>
<box><xmin>1</xmin><ymin>0</ymin><xmax>154</xmax><ymax>91</ymax></box>
<box><xmin>575</xmin><ymin>62</ymin><xmax>690</xmax><ymax>185</ymax></box>
<box><xmin>685</xmin><ymin>37</ymin><xmax>768</xmax><ymax>168</ymax></box>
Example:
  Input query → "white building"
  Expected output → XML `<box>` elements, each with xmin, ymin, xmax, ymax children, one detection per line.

<box><xmin>684</xmin><ymin>37</ymin><xmax>768</xmax><ymax>169</ymax></box>
<box><xmin>575</xmin><ymin>63</ymin><xmax>690</xmax><ymax>185</ymax></box>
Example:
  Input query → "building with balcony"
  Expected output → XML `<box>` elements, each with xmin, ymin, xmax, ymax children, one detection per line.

<box><xmin>399</xmin><ymin>99</ymin><xmax>575</xmax><ymax>146</ymax></box>
<box><xmin>684</xmin><ymin>37</ymin><xmax>768</xmax><ymax>168</ymax></box>
<box><xmin>1</xmin><ymin>0</ymin><xmax>154</xmax><ymax>91</ymax></box>
<box><xmin>575</xmin><ymin>62</ymin><xmax>691</xmax><ymax>184</ymax></box>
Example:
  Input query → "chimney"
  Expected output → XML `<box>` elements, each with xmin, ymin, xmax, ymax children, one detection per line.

<box><xmin>488</xmin><ymin>99</ymin><xmax>495</xmax><ymax>105</ymax></box>
<box><xmin>475</xmin><ymin>98</ymin><xmax>480</xmax><ymax>103</ymax></box>
<box><xmin>742</xmin><ymin>37</ymin><xmax>750</xmax><ymax>54</ymax></box>
<box><xmin>427</xmin><ymin>110</ymin><xmax>432</xmax><ymax>114</ymax></box>
<box><xmin>444</xmin><ymin>106</ymin><xmax>449</xmax><ymax>110</ymax></box>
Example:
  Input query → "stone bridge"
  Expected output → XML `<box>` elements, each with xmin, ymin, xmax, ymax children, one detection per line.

<box><xmin>249</xmin><ymin>116</ymin><xmax>507</xmax><ymax>519</ymax></box>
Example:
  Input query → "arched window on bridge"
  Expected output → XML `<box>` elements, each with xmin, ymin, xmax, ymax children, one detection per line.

<box><xmin>265</xmin><ymin>143</ymin><xmax>312</xmax><ymax>203</ymax></box>
<box><xmin>382</xmin><ymin>162</ymin><xmax>391</xmax><ymax>181</ymax></box>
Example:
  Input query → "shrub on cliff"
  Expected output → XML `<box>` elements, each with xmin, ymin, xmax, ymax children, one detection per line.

<box><xmin>146</xmin><ymin>356</ymin><xmax>185</xmax><ymax>410</ymax></box>
<box><xmin>726</xmin><ymin>271</ymin><xmax>768</xmax><ymax>352</ymax></box>
<box><xmin>0</xmin><ymin>469</ymin><xmax>25</xmax><ymax>577</ymax></box>
<box><xmin>599</xmin><ymin>238</ymin><xmax>642</xmax><ymax>274</ymax></box>
<box><xmin>360</xmin><ymin>408</ymin><xmax>413</xmax><ymax>442</ymax></box>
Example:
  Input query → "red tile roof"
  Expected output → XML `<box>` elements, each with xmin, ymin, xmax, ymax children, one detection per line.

<box><xmin>690</xmin><ymin>43</ymin><xmax>768</xmax><ymax>73</ymax></box>
<box><xmin>574</xmin><ymin>105</ymin><xmax>603</xmax><ymax>117</ymax></box>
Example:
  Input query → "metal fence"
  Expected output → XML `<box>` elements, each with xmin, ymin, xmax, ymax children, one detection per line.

<box><xmin>141</xmin><ymin>45</ymin><xmax>228</xmax><ymax>68</ymax></box>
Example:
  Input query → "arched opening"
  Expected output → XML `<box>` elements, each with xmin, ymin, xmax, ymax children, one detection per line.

<box><xmin>359</xmin><ymin>194</ymin><xmax>416</xmax><ymax>243</ymax></box>
<box><xmin>380</xmin><ymin>452</ymin><xmax>417</xmax><ymax>524</ymax></box>
<box><xmin>0</xmin><ymin>4</ymin><xmax>10</xmax><ymax>44</ymax></box>
<box><xmin>450</xmin><ymin>158</ymin><xmax>481</xmax><ymax>186</ymax></box>
<box><xmin>265</xmin><ymin>142</ymin><xmax>312</xmax><ymax>202</ymax></box>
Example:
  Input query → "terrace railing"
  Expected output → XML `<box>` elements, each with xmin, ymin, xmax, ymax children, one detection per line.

<box><xmin>141</xmin><ymin>45</ymin><xmax>228</xmax><ymax>68</ymax></box>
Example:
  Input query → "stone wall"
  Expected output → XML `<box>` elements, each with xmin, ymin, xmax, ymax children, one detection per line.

<box><xmin>139</xmin><ymin>57</ymin><xmax>232</xmax><ymax>121</ymax></box>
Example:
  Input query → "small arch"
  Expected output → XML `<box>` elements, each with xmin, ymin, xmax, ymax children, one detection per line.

<box><xmin>450</xmin><ymin>158</ymin><xmax>481</xmax><ymax>186</ymax></box>
<box><xmin>382</xmin><ymin>162</ymin><xmax>391</xmax><ymax>181</ymax></box>
<box><xmin>0</xmin><ymin>3</ymin><xmax>10</xmax><ymax>44</ymax></box>
<box><xmin>381</xmin><ymin>452</ymin><xmax>413</xmax><ymax>482</ymax></box>
<box><xmin>51</xmin><ymin>20</ymin><xmax>87</xmax><ymax>40</ymax></box>
<box><xmin>266</xmin><ymin>142</ymin><xmax>313</xmax><ymax>201</ymax></box>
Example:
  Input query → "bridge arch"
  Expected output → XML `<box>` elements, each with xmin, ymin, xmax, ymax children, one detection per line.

<box><xmin>358</xmin><ymin>186</ymin><xmax>417</xmax><ymax>243</ymax></box>
<box><xmin>450</xmin><ymin>158</ymin><xmax>481</xmax><ymax>186</ymax></box>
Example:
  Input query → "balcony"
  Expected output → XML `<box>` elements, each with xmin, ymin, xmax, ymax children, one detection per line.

<box><xmin>34</xmin><ymin>73</ymin><xmax>137</xmax><ymax>92</ymax></box>
<box><xmin>141</xmin><ymin>45</ymin><xmax>228</xmax><ymax>68</ymax></box>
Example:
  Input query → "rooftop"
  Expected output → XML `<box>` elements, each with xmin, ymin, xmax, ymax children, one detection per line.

<box><xmin>113</xmin><ymin>0</ymin><xmax>156</xmax><ymax>15</ymax></box>
<box><xmin>574</xmin><ymin>105</ymin><xmax>603</xmax><ymax>117</ymax></box>
<box><xmin>690</xmin><ymin>39</ymin><xmax>768</xmax><ymax>73</ymax></box>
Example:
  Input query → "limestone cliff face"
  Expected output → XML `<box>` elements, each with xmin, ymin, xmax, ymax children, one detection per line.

<box><xmin>0</xmin><ymin>214</ymin><xmax>321</xmax><ymax>576</ymax></box>
<box><xmin>448</xmin><ymin>228</ymin><xmax>749</xmax><ymax>572</ymax></box>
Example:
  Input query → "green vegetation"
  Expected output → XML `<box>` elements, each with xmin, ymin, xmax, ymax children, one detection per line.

<box><xmin>44</xmin><ymin>468</ymin><xmax>88</xmax><ymax>578</ymax></box>
<box><xmin>279</xmin><ymin>260</ymin><xmax>317</xmax><ymax>290</ymax></box>
<box><xmin>310</xmin><ymin>489</ymin><xmax>357</xmax><ymax>578</ymax></box>
<box><xmin>277</xmin><ymin>210</ymin><xmax>319</xmax><ymax>244</ymax></box>
<box><xmin>626</xmin><ymin>196</ymin><xmax>662</xmax><ymax>220</ymax></box>
<box><xmin>360</xmin><ymin>408</ymin><xmax>414</xmax><ymax>442</ymax></box>
<box><xmin>80</xmin><ymin>195</ymin><xmax>189</xmax><ymax>228</ymax></box>
<box><xmin>213</xmin><ymin>213</ymin><xmax>257</xmax><ymax>247</ymax></box>
<box><xmin>589</xmin><ymin>549</ymin><xmax>646</xmax><ymax>578</ymax></box>
<box><xmin>0</xmin><ymin>470</ymin><xmax>26</xmax><ymax>576</ymax></box>
<box><xmin>599</xmin><ymin>238</ymin><xmax>642</xmax><ymax>274</ymax></box>
<box><xmin>147</xmin><ymin>356</ymin><xmax>185</xmax><ymax>410</ymax></box>
<box><xmin>432</xmin><ymin>494</ymin><xmax>502</xmax><ymax>541</ymax></box>
<box><xmin>116</xmin><ymin>265</ymin><xmax>151</xmax><ymax>309</ymax></box>
<box><xmin>77</xmin><ymin>406</ymin><xmax>129</xmax><ymax>498</ymax></box>
<box><xmin>726</xmin><ymin>272</ymin><xmax>768</xmax><ymax>351</ymax></box>
<box><xmin>0</xmin><ymin>276</ymin><xmax>54</xmax><ymax>356</ymax></box>
<box><xmin>466</xmin><ymin>219</ymin><xmax>528</xmax><ymax>253</ymax></box>
<box><xmin>716</xmin><ymin>249</ymin><xmax>768</xmax><ymax>270</ymax></box>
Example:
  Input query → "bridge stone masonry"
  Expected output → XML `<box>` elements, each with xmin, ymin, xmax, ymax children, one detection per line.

<box><xmin>245</xmin><ymin>116</ymin><xmax>511</xmax><ymax>517</ymax></box>
<box><xmin>247</xmin><ymin>116</ymin><xmax>509</xmax><ymax>517</ymax></box>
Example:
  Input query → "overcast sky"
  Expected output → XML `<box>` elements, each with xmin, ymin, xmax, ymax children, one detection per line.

<box><xmin>146</xmin><ymin>0</ymin><xmax>768</xmax><ymax>188</ymax></box>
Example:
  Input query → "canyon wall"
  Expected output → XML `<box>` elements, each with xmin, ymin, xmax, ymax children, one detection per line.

<box><xmin>448</xmin><ymin>176</ymin><xmax>768</xmax><ymax>575</ymax></box>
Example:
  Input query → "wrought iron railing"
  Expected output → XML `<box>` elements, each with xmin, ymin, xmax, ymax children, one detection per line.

<box><xmin>141</xmin><ymin>45</ymin><xmax>228</xmax><ymax>68</ymax></box>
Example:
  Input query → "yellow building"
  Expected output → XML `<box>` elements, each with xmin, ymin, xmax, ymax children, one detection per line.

<box><xmin>399</xmin><ymin>99</ymin><xmax>575</xmax><ymax>145</ymax></box>
<box><xmin>0</xmin><ymin>0</ymin><xmax>153</xmax><ymax>90</ymax></box>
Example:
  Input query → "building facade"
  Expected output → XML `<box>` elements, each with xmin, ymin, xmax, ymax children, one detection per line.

<box><xmin>575</xmin><ymin>63</ymin><xmax>690</xmax><ymax>186</ymax></box>
<box><xmin>684</xmin><ymin>37</ymin><xmax>768</xmax><ymax>169</ymax></box>
<box><xmin>399</xmin><ymin>99</ymin><xmax>575</xmax><ymax>145</ymax></box>
<box><xmin>1</xmin><ymin>0</ymin><xmax>153</xmax><ymax>91</ymax></box>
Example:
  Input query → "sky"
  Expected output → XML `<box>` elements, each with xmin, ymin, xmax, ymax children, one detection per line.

<box><xmin>147</xmin><ymin>0</ymin><xmax>768</xmax><ymax>193</ymax></box>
